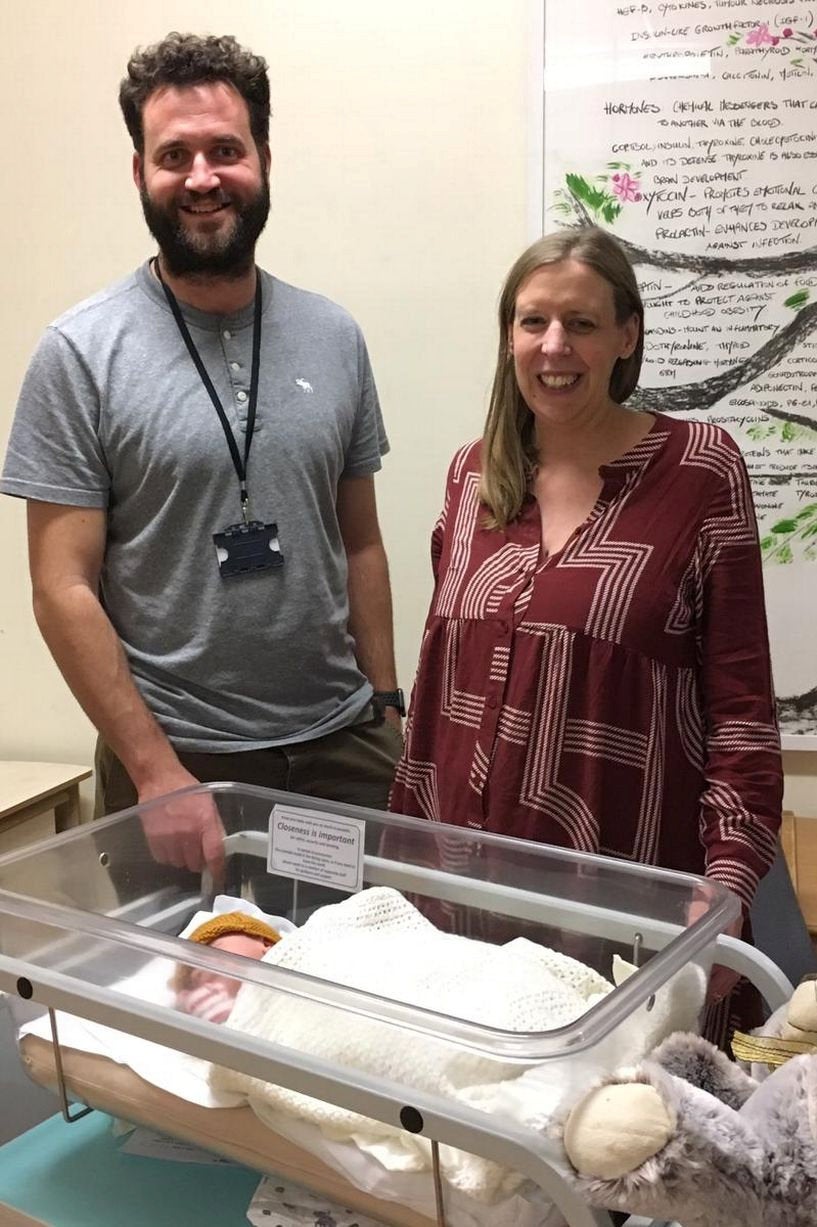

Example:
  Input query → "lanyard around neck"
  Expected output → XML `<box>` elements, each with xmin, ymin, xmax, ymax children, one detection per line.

<box><xmin>155</xmin><ymin>261</ymin><xmax>263</xmax><ymax>523</ymax></box>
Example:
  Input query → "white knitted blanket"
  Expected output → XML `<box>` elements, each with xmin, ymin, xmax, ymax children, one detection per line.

<box><xmin>211</xmin><ymin>888</ymin><xmax>705</xmax><ymax>1202</ymax></box>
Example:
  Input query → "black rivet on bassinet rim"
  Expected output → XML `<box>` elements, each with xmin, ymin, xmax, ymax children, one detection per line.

<box><xmin>16</xmin><ymin>978</ymin><xmax>33</xmax><ymax>1000</ymax></box>
<box><xmin>98</xmin><ymin>852</ymin><xmax>110</xmax><ymax>867</ymax></box>
<box><xmin>400</xmin><ymin>1106</ymin><xmax>424</xmax><ymax>1133</ymax></box>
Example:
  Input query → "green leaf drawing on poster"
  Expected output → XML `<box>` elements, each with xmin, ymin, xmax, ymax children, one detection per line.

<box><xmin>761</xmin><ymin>505</ymin><xmax>817</xmax><ymax>564</ymax></box>
<box><xmin>553</xmin><ymin>164</ymin><xmax>642</xmax><ymax>225</ymax></box>
<box><xmin>784</xmin><ymin>289</ymin><xmax>810</xmax><ymax>311</ymax></box>
<box><xmin>606</xmin><ymin>161</ymin><xmax>643</xmax><ymax>177</ymax></box>
<box><xmin>565</xmin><ymin>174</ymin><xmax>607</xmax><ymax>212</ymax></box>
<box><xmin>563</xmin><ymin>174</ymin><xmax>623</xmax><ymax>224</ymax></box>
<box><xmin>746</xmin><ymin>424</ymin><xmax>776</xmax><ymax>441</ymax></box>
<box><xmin>745</xmin><ymin>421</ymin><xmax>817</xmax><ymax>446</ymax></box>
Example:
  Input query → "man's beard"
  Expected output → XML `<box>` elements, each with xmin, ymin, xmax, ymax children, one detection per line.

<box><xmin>140</xmin><ymin>173</ymin><xmax>270</xmax><ymax>279</ymax></box>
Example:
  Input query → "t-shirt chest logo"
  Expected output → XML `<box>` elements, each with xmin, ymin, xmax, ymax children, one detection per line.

<box><xmin>294</xmin><ymin>378</ymin><xmax>314</xmax><ymax>394</ymax></box>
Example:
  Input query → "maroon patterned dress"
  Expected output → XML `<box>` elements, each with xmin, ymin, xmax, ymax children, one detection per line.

<box><xmin>390</xmin><ymin>414</ymin><xmax>782</xmax><ymax>1042</ymax></box>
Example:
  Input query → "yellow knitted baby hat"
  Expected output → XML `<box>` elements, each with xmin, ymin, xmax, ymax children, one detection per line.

<box><xmin>188</xmin><ymin>911</ymin><xmax>282</xmax><ymax>948</ymax></box>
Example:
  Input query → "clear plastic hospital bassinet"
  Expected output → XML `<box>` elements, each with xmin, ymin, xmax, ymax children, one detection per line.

<box><xmin>0</xmin><ymin>784</ymin><xmax>792</xmax><ymax>1227</ymax></box>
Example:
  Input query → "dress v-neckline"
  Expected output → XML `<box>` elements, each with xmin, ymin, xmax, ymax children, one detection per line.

<box><xmin>533</xmin><ymin>413</ymin><xmax>664</xmax><ymax>568</ymax></box>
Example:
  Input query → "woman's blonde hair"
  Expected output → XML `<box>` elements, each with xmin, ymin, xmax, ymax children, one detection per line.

<box><xmin>480</xmin><ymin>227</ymin><xmax>644</xmax><ymax>529</ymax></box>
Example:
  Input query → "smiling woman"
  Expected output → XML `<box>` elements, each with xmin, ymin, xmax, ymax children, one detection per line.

<box><xmin>510</xmin><ymin>262</ymin><xmax>638</xmax><ymax>431</ymax></box>
<box><xmin>509</xmin><ymin>257</ymin><xmax>646</xmax><ymax>557</ymax></box>
<box><xmin>389</xmin><ymin>226</ymin><xmax>783</xmax><ymax>1052</ymax></box>
<box><xmin>480</xmin><ymin>228</ymin><xmax>647</xmax><ymax>534</ymax></box>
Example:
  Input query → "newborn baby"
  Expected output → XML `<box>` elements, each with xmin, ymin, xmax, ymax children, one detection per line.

<box><xmin>174</xmin><ymin>911</ymin><xmax>282</xmax><ymax>1024</ymax></box>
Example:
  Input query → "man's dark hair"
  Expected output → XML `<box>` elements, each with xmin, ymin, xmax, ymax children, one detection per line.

<box><xmin>119</xmin><ymin>32</ymin><xmax>270</xmax><ymax>155</ymax></box>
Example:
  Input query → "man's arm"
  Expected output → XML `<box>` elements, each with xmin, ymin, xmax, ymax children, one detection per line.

<box><xmin>336</xmin><ymin>475</ymin><xmax>400</xmax><ymax>727</ymax></box>
<box><xmin>27</xmin><ymin>501</ymin><xmax>224</xmax><ymax>873</ymax></box>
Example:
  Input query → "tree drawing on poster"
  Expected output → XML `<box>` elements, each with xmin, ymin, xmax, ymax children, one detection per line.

<box><xmin>542</xmin><ymin>0</ymin><xmax>817</xmax><ymax>743</ymax></box>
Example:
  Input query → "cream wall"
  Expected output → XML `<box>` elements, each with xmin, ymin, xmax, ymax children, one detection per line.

<box><xmin>0</xmin><ymin>0</ymin><xmax>814</xmax><ymax>816</ymax></box>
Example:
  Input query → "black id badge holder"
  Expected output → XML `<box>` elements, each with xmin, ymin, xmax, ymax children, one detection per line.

<box><xmin>213</xmin><ymin>521</ymin><xmax>284</xmax><ymax>579</ymax></box>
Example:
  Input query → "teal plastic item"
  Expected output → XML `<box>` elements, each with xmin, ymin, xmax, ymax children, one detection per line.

<box><xmin>0</xmin><ymin>1112</ymin><xmax>259</xmax><ymax>1226</ymax></box>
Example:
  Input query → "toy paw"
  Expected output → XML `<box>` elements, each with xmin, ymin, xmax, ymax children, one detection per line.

<box><xmin>563</xmin><ymin>1080</ymin><xmax>675</xmax><ymax>1179</ymax></box>
<box><xmin>782</xmin><ymin>977</ymin><xmax>817</xmax><ymax>1045</ymax></box>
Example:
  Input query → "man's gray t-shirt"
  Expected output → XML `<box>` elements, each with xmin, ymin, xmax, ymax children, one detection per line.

<box><xmin>1</xmin><ymin>263</ymin><xmax>388</xmax><ymax>751</ymax></box>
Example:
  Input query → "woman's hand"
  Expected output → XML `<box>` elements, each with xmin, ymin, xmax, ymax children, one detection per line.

<box><xmin>687</xmin><ymin>895</ymin><xmax>744</xmax><ymax>1003</ymax></box>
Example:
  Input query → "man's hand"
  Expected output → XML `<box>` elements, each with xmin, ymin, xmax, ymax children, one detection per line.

<box><xmin>707</xmin><ymin>961</ymin><xmax>742</xmax><ymax>1004</ymax></box>
<box><xmin>137</xmin><ymin>768</ymin><xmax>226</xmax><ymax>880</ymax></box>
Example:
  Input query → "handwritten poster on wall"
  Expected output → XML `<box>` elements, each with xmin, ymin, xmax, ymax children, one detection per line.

<box><xmin>539</xmin><ymin>0</ymin><xmax>817</xmax><ymax>745</ymax></box>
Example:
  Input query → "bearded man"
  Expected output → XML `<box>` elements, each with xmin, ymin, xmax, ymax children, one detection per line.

<box><xmin>1</xmin><ymin>33</ymin><xmax>402</xmax><ymax>875</ymax></box>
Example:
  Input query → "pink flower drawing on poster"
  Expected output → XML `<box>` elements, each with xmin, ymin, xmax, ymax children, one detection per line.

<box><xmin>746</xmin><ymin>23</ymin><xmax>775</xmax><ymax>47</ymax></box>
<box><xmin>611</xmin><ymin>172</ymin><xmax>642</xmax><ymax>203</ymax></box>
<box><xmin>552</xmin><ymin>162</ymin><xmax>646</xmax><ymax>226</ymax></box>
<box><xmin>727</xmin><ymin>20</ymin><xmax>816</xmax><ymax>66</ymax></box>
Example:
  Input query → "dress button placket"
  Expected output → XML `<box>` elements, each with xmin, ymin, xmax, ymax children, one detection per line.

<box><xmin>479</xmin><ymin>607</ymin><xmax>512</xmax><ymax>746</ymax></box>
<box><xmin>475</xmin><ymin>583</ymin><xmax>518</xmax><ymax>825</ymax></box>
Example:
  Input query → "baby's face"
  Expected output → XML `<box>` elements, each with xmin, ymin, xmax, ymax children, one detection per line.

<box><xmin>188</xmin><ymin>932</ymin><xmax>272</xmax><ymax>992</ymax></box>
<box><xmin>210</xmin><ymin>933</ymin><xmax>272</xmax><ymax>960</ymax></box>
<box><xmin>178</xmin><ymin>931</ymin><xmax>274</xmax><ymax>1024</ymax></box>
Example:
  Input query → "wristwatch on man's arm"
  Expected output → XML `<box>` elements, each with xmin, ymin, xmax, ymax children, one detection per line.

<box><xmin>372</xmin><ymin>689</ymin><xmax>406</xmax><ymax>718</ymax></box>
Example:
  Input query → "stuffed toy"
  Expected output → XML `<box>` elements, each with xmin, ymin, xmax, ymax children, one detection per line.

<box><xmin>557</xmin><ymin>974</ymin><xmax>817</xmax><ymax>1226</ymax></box>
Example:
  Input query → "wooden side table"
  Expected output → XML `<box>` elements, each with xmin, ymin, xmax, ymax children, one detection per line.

<box><xmin>0</xmin><ymin>762</ymin><xmax>93</xmax><ymax>851</ymax></box>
